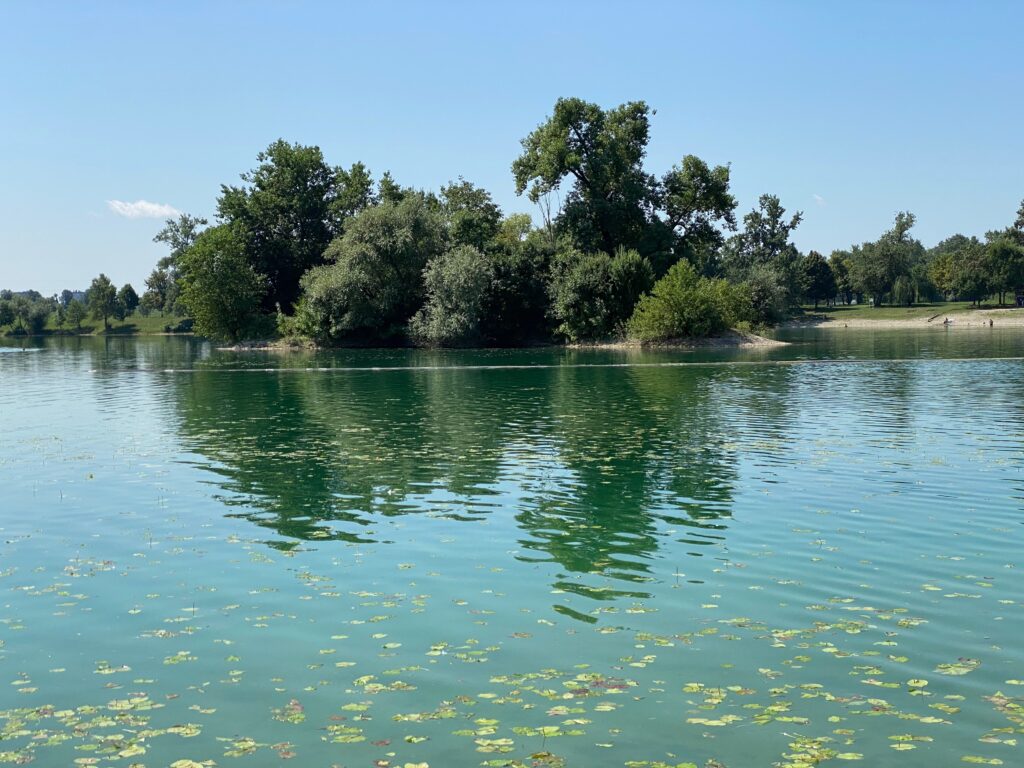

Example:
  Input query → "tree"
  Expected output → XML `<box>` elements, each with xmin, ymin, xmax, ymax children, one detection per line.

<box><xmin>628</xmin><ymin>260</ymin><xmax>751</xmax><ymax>341</ymax></box>
<box><xmin>829</xmin><ymin>251</ymin><xmax>854</xmax><ymax>304</ymax></box>
<box><xmin>66</xmin><ymin>300</ymin><xmax>86</xmax><ymax>330</ymax></box>
<box><xmin>333</xmin><ymin>162</ymin><xmax>377</xmax><ymax>224</ymax></box>
<box><xmin>178</xmin><ymin>225</ymin><xmax>268</xmax><ymax>342</ymax></box>
<box><xmin>801</xmin><ymin>251</ymin><xmax>836</xmax><ymax>307</ymax></box>
<box><xmin>480</xmin><ymin>215</ymin><xmax>554</xmax><ymax>345</ymax></box>
<box><xmin>440</xmin><ymin>179</ymin><xmax>502</xmax><ymax>251</ymax></box>
<box><xmin>0</xmin><ymin>299</ymin><xmax>13</xmax><ymax>328</ymax></box>
<box><xmin>986</xmin><ymin>237</ymin><xmax>1024</xmax><ymax>304</ymax></box>
<box><xmin>217</xmin><ymin>139</ymin><xmax>341</xmax><ymax>313</ymax></box>
<box><xmin>297</xmin><ymin>194</ymin><xmax>445</xmax><ymax>342</ymax></box>
<box><xmin>548</xmin><ymin>248</ymin><xmax>654</xmax><ymax>341</ymax></box>
<box><xmin>409</xmin><ymin>245</ymin><xmax>494</xmax><ymax>347</ymax></box>
<box><xmin>59</xmin><ymin>289</ymin><xmax>75</xmax><ymax>308</ymax></box>
<box><xmin>721</xmin><ymin>194</ymin><xmax>803</xmax><ymax>305</ymax></box>
<box><xmin>658</xmin><ymin>155</ymin><xmax>738</xmax><ymax>275</ymax></box>
<box><xmin>154</xmin><ymin>213</ymin><xmax>208</xmax><ymax>264</ymax></box>
<box><xmin>927</xmin><ymin>234</ymin><xmax>980</xmax><ymax>299</ymax></box>
<box><xmin>951</xmin><ymin>239</ymin><xmax>993</xmax><ymax>304</ymax></box>
<box><xmin>143</xmin><ymin>266</ymin><xmax>179</xmax><ymax>315</ymax></box>
<box><xmin>117</xmin><ymin>283</ymin><xmax>139</xmax><ymax>317</ymax></box>
<box><xmin>11</xmin><ymin>296</ymin><xmax>51</xmax><ymax>334</ymax></box>
<box><xmin>891</xmin><ymin>274</ymin><xmax>914</xmax><ymax>306</ymax></box>
<box><xmin>87</xmin><ymin>274</ymin><xmax>118</xmax><ymax>330</ymax></box>
<box><xmin>513</xmin><ymin>97</ymin><xmax>655</xmax><ymax>256</ymax></box>
<box><xmin>848</xmin><ymin>212</ymin><xmax>923</xmax><ymax>305</ymax></box>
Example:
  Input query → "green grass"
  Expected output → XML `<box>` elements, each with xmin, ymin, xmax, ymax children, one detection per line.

<box><xmin>799</xmin><ymin>301</ymin><xmax>981</xmax><ymax>320</ymax></box>
<box><xmin>2</xmin><ymin>312</ymin><xmax>189</xmax><ymax>337</ymax></box>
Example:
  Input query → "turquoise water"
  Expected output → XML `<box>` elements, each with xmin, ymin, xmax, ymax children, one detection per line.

<box><xmin>1</xmin><ymin>329</ymin><xmax>1023</xmax><ymax>767</ymax></box>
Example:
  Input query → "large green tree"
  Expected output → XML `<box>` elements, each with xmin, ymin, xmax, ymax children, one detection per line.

<box><xmin>87</xmin><ymin>274</ymin><xmax>118</xmax><ymax>330</ymax></box>
<box><xmin>512</xmin><ymin>98</ymin><xmax>736</xmax><ymax>276</ymax></box>
<box><xmin>658</xmin><ymin>155</ymin><xmax>738</xmax><ymax>275</ymax></box>
<box><xmin>409</xmin><ymin>245</ymin><xmax>494</xmax><ymax>347</ymax></box>
<box><xmin>66</xmin><ymin>299</ymin><xmax>86</xmax><ymax>330</ymax></box>
<box><xmin>144</xmin><ymin>213</ymin><xmax>208</xmax><ymax>315</ymax></box>
<box><xmin>801</xmin><ymin>250</ymin><xmax>836</xmax><ymax>307</ymax></box>
<box><xmin>848</xmin><ymin>212</ymin><xmax>924</xmax><ymax>305</ymax></box>
<box><xmin>513</xmin><ymin>98</ymin><xmax>655</xmax><ymax>258</ymax></box>
<box><xmin>178</xmin><ymin>225</ymin><xmax>268</xmax><ymax>342</ymax></box>
<box><xmin>298</xmin><ymin>194</ymin><xmax>445</xmax><ymax>342</ymax></box>
<box><xmin>218</xmin><ymin>140</ymin><xmax>341</xmax><ymax>312</ymax></box>
<box><xmin>440</xmin><ymin>179</ymin><xmax>502</xmax><ymax>251</ymax></box>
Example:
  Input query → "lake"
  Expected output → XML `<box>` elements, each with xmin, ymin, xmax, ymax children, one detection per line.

<box><xmin>1</xmin><ymin>328</ymin><xmax>1023</xmax><ymax>767</ymax></box>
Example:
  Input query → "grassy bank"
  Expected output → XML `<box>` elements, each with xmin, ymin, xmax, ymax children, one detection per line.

<box><xmin>1</xmin><ymin>313</ymin><xmax>190</xmax><ymax>337</ymax></box>
<box><xmin>789</xmin><ymin>301</ymin><xmax>1024</xmax><ymax>328</ymax></box>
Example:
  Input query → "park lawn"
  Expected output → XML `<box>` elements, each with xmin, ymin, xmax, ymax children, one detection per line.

<box><xmin>799</xmin><ymin>301</ymin><xmax>978</xmax><ymax>321</ymax></box>
<box><xmin>51</xmin><ymin>312</ymin><xmax>187</xmax><ymax>335</ymax></box>
<box><xmin>0</xmin><ymin>313</ymin><xmax>189</xmax><ymax>337</ymax></box>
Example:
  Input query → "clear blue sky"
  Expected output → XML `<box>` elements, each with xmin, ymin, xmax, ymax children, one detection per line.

<box><xmin>2</xmin><ymin>0</ymin><xmax>1021</xmax><ymax>295</ymax></box>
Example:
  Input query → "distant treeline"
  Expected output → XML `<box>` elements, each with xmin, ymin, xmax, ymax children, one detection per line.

<box><xmin>5</xmin><ymin>98</ymin><xmax>1024</xmax><ymax>342</ymax></box>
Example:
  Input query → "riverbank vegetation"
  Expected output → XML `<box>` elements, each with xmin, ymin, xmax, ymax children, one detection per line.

<box><xmin>4</xmin><ymin>97</ymin><xmax>1023</xmax><ymax>344</ymax></box>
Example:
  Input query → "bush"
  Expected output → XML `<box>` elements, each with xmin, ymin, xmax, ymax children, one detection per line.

<box><xmin>178</xmin><ymin>225</ymin><xmax>267</xmax><ymax>342</ymax></box>
<box><xmin>297</xmin><ymin>194</ymin><xmax>444</xmax><ymax>343</ymax></box>
<box><xmin>743</xmin><ymin>264</ymin><xmax>789</xmax><ymax>325</ymax></box>
<box><xmin>549</xmin><ymin>248</ymin><xmax>653</xmax><ymax>341</ymax></box>
<box><xmin>409</xmin><ymin>245</ymin><xmax>493</xmax><ymax>347</ymax></box>
<box><xmin>627</xmin><ymin>260</ymin><xmax>751</xmax><ymax>341</ymax></box>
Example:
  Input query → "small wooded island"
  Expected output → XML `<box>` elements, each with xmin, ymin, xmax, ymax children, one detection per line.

<box><xmin>3</xmin><ymin>97</ymin><xmax>1024</xmax><ymax>345</ymax></box>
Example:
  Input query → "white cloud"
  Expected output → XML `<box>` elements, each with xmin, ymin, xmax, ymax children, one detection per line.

<box><xmin>813</xmin><ymin>194</ymin><xmax>826</xmax><ymax>207</ymax></box>
<box><xmin>106</xmin><ymin>199</ymin><xmax>181</xmax><ymax>219</ymax></box>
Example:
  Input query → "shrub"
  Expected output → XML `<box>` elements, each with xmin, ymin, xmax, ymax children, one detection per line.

<box><xmin>297</xmin><ymin>195</ymin><xmax>444</xmax><ymax>343</ymax></box>
<box><xmin>549</xmin><ymin>248</ymin><xmax>653</xmax><ymax>341</ymax></box>
<box><xmin>409</xmin><ymin>245</ymin><xmax>493</xmax><ymax>347</ymax></box>
<box><xmin>627</xmin><ymin>260</ymin><xmax>751</xmax><ymax>341</ymax></box>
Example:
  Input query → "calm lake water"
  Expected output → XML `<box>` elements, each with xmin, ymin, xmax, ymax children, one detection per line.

<box><xmin>2</xmin><ymin>328</ymin><xmax>1023</xmax><ymax>767</ymax></box>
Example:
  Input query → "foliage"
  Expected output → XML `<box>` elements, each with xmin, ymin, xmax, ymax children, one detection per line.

<box><xmin>829</xmin><ymin>251</ymin><xmax>854</xmax><ymax>304</ymax></box>
<box><xmin>441</xmin><ymin>179</ymin><xmax>502</xmax><ymax>251</ymax></box>
<box><xmin>800</xmin><ymin>251</ymin><xmax>836</xmax><ymax>307</ymax></box>
<box><xmin>985</xmin><ymin>237</ymin><xmax>1024</xmax><ymax>304</ymax></box>
<box><xmin>144</xmin><ymin>213</ymin><xmax>207</xmax><ymax>315</ymax></box>
<box><xmin>513</xmin><ymin>98</ymin><xmax>654</xmax><ymax>257</ymax></box>
<box><xmin>66</xmin><ymin>299</ymin><xmax>86</xmax><ymax>330</ymax></box>
<box><xmin>0</xmin><ymin>298</ymin><xmax>14</xmax><ymax>328</ymax></box>
<box><xmin>178</xmin><ymin>225</ymin><xmax>268</xmax><ymax>342</ymax></box>
<box><xmin>512</xmin><ymin>98</ymin><xmax>736</xmax><ymax>272</ymax></box>
<box><xmin>409</xmin><ymin>245</ymin><xmax>494</xmax><ymax>347</ymax></box>
<box><xmin>659</xmin><ymin>155</ymin><xmax>738</xmax><ymax>274</ymax></box>
<box><xmin>890</xmin><ymin>274</ymin><xmax>915</xmax><ymax>306</ymax></box>
<box><xmin>743</xmin><ymin>264</ymin><xmax>790</xmax><ymax>325</ymax></box>
<box><xmin>479</xmin><ymin>219</ymin><xmax>553</xmax><ymax>345</ymax></box>
<box><xmin>5</xmin><ymin>295</ymin><xmax>52</xmax><ymax>334</ymax></box>
<box><xmin>297</xmin><ymin>194</ymin><xmax>444</xmax><ymax>343</ymax></box>
<box><xmin>217</xmin><ymin>139</ymin><xmax>342</xmax><ymax>312</ymax></box>
<box><xmin>721</xmin><ymin>194</ymin><xmax>803</xmax><ymax>308</ymax></box>
<box><xmin>87</xmin><ymin>274</ymin><xmax>118</xmax><ymax>330</ymax></box>
<box><xmin>847</xmin><ymin>212</ymin><xmax>925</xmax><ymax>305</ymax></box>
<box><xmin>116</xmin><ymin>283</ymin><xmax>139</xmax><ymax>319</ymax></box>
<box><xmin>627</xmin><ymin>260</ymin><xmax>751</xmax><ymax>341</ymax></box>
<box><xmin>549</xmin><ymin>248</ymin><xmax>653</xmax><ymax>341</ymax></box>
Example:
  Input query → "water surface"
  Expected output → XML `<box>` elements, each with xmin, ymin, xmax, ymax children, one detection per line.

<box><xmin>1</xmin><ymin>329</ymin><xmax>1022</xmax><ymax>767</ymax></box>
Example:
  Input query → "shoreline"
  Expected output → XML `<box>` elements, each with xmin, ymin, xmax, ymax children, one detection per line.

<box><xmin>216</xmin><ymin>329</ymin><xmax>786</xmax><ymax>352</ymax></box>
<box><xmin>783</xmin><ymin>307</ymin><xmax>1024</xmax><ymax>330</ymax></box>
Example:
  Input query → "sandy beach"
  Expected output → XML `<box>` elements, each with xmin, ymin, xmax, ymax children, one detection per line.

<box><xmin>785</xmin><ymin>307</ymin><xmax>1024</xmax><ymax>329</ymax></box>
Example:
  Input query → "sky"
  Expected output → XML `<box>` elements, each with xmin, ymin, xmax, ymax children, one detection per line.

<box><xmin>1</xmin><ymin>0</ymin><xmax>1022</xmax><ymax>295</ymax></box>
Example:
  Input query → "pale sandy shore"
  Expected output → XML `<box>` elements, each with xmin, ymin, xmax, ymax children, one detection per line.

<box><xmin>578</xmin><ymin>329</ymin><xmax>787</xmax><ymax>349</ymax></box>
<box><xmin>784</xmin><ymin>307</ymin><xmax>1024</xmax><ymax>329</ymax></box>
